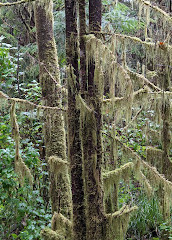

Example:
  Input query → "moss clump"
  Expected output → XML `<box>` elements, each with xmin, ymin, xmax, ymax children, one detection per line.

<box><xmin>41</xmin><ymin>228</ymin><xmax>64</xmax><ymax>240</ymax></box>
<box><xmin>106</xmin><ymin>205</ymin><xmax>138</xmax><ymax>240</ymax></box>
<box><xmin>48</xmin><ymin>156</ymin><xmax>68</xmax><ymax>181</ymax></box>
<box><xmin>51</xmin><ymin>212</ymin><xmax>72</xmax><ymax>238</ymax></box>
<box><xmin>146</xmin><ymin>147</ymin><xmax>163</xmax><ymax>170</ymax></box>
<box><xmin>103</xmin><ymin>162</ymin><xmax>134</xmax><ymax>197</ymax></box>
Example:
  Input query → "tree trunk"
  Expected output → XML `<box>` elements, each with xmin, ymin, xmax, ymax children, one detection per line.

<box><xmin>161</xmin><ymin>63</ymin><xmax>172</xmax><ymax>182</ymax></box>
<box><xmin>80</xmin><ymin>1</ymin><xmax>107</xmax><ymax>239</ymax></box>
<box><xmin>79</xmin><ymin>0</ymin><xmax>87</xmax><ymax>95</ymax></box>
<box><xmin>34</xmin><ymin>0</ymin><xmax>72</xmax><ymax>221</ymax></box>
<box><xmin>65</xmin><ymin>0</ymin><xmax>86</xmax><ymax>239</ymax></box>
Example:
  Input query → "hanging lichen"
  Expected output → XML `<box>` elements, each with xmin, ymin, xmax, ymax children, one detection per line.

<box><xmin>135</xmin><ymin>0</ymin><xmax>172</xmax><ymax>24</ymax></box>
<box><xmin>103</xmin><ymin>162</ymin><xmax>134</xmax><ymax>201</ymax></box>
<box><xmin>48</xmin><ymin>156</ymin><xmax>69</xmax><ymax>185</ymax></box>
<box><xmin>114</xmin><ymin>136</ymin><xmax>172</xmax><ymax>211</ymax></box>
<box><xmin>146</xmin><ymin>147</ymin><xmax>163</xmax><ymax>171</ymax></box>
<box><xmin>106</xmin><ymin>205</ymin><xmax>138</xmax><ymax>240</ymax></box>
<box><xmin>10</xmin><ymin>101</ymin><xmax>33</xmax><ymax>186</ymax></box>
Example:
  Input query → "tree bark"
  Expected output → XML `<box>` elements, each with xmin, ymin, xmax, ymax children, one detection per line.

<box><xmin>80</xmin><ymin>1</ymin><xmax>106</xmax><ymax>239</ymax></box>
<box><xmin>89</xmin><ymin>0</ymin><xmax>102</xmax><ymax>32</ymax></box>
<box><xmin>65</xmin><ymin>0</ymin><xmax>86</xmax><ymax>239</ymax></box>
<box><xmin>79</xmin><ymin>0</ymin><xmax>87</xmax><ymax>95</ymax></box>
<box><xmin>34</xmin><ymin>0</ymin><xmax>72</xmax><ymax>221</ymax></box>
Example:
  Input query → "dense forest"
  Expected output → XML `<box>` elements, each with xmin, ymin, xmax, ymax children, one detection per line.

<box><xmin>0</xmin><ymin>0</ymin><xmax>172</xmax><ymax>239</ymax></box>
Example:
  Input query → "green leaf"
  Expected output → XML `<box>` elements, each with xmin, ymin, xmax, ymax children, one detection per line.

<box><xmin>11</xmin><ymin>233</ymin><xmax>18</xmax><ymax>239</ymax></box>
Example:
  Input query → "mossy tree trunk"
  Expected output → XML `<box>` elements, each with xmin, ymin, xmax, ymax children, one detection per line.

<box><xmin>65</xmin><ymin>0</ymin><xmax>86</xmax><ymax>239</ymax></box>
<box><xmin>34</xmin><ymin>0</ymin><xmax>72</xmax><ymax>221</ymax></box>
<box><xmin>80</xmin><ymin>1</ymin><xmax>107</xmax><ymax>239</ymax></box>
<box><xmin>160</xmin><ymin>54</ymin><xmax>172</xmax><ymax>220</ymax></box>
<box><xmin>79</xmin><ymin>0</ymin><xmax>87</xmax><ymax>95</ymax></box>
<box><xmin>161</xmin><ymin>61</ymin><xmax>172</xmax><ymax>182</ymax></box>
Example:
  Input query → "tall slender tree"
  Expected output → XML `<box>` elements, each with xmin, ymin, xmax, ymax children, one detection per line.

<box><xmin>65</xmin><ymin>0</ymin><xmax>86</xmax><ymax>239</ymax></box>
<box><xmin>34</xmin><ymin>0</ymin><xmax>72</xmax><ymax>221</ymax></box>
<box><xmin>79</xmin><ymin>1</ymin><xmax>106</xmax><ymax>239</ymax></box>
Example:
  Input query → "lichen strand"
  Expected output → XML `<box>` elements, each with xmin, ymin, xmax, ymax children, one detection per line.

<box><xmin>135</xmin><ymin>170</ymin><xmax>153</xmax><ymax>196</ymax></box>
<box><xmin>161</xmin><ymin>93</ymin><xmax>172</xmax><ymax>182</ymax></box>
<box><xmin>146</xmin><ymin>127</ymin><xmax>161</xmax><ymax>145</ymax></box>
<box><xmin>114</xmin><ymin>136</ymin><xmax>172</xmax><ymax>210</ymax></box>
<box><xmin>103</xmin><ymin>162</ymin><xmax>134</xmax><ymax>198</ymax></box>
<box><xmin>85</xmin><ymin>34</ymin><xmax>135</xmax><ymax>124</ymax></box>
<box><xmin>10</xmin><ymin>101</ymin><xmax>33</xmax><ymax>186</ymax></box>
<box><xmin>0</xmin><ymin>92</ymin><xmax>8</xmax><ymax>110</ymax></box>
<box><xmin>146</xmin><ymin>147</ymin><xmax>163</xmax><ymax>172</ymax></box>
<box><xmin>144</xmin><ymin>5</ymin><xmax>150</xmax><ymax>39</ymax></box>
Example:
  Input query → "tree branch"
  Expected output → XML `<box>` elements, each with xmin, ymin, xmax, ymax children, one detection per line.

<box><xmin>0</xmin><ymin>0</ymin><xmax>35</xmax><ymax>7</ymax></box>
<box><xmin>0</xmin><ymin>91</ymin><xmax>66</xmax><ymax>111</ymax></box>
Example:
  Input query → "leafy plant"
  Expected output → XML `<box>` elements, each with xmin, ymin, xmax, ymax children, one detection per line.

<box><xmin>127</xmin><ymin>193</ymin><xmax>163</xmax><ymax>239</ymax></box>
<box><xmin>160</xmin><ymin>222</ymin><xmax>172</xmax><ymax>239</ymax></box>
<box><xmin>0</xmin><ymin>113</ymin><xmax>51</xmax><ymax>240</ymax></box>
<box><xmin>0</xmin><ymin>36</ymin><xmax>17</xmax><ymax>94</ymax></box>
<box><xmin>102</xmin><ymin>2</ymin><xmax>144</xmax><ymax>33</ymax></box>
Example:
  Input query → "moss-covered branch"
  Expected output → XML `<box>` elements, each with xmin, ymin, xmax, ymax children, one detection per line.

<box><xmin>91</xmin><ymin>32</ymin><xmax>172</xmax><ymax>51</ymax></box>
<box><xmin>0</xmin><ymin>0</ymin><xmax>34</xmax><ymax>7</ymax></box>
<box><xmin>127</xmin><ymin>69</ymin><xmax>161</xmax><ymax>91</ymax></box>
<box><xmin>0</xmin><ymin>91</ymin><xmax>65</xmax><ymax>111</ymax></box>
<box><xmin>103</xmin><ymin>162</ymin><xmax>134</xmax><ymax>184</ymax></box>
<box><xmin>123</xmin><ymin>107</ymin><xmax>143</xmax><ymax>131</ymax></box>
<box><xmin>106</xmin><ymin>205</ymin><xmax>138</xmax><ymax>219</ymax></box>
<box><xmin>135</xmin><ymin>0</ymin><xmax>172</xmax><ymax>23</ymax></box>
<box><xmin>103</xmin><ymin>86</ymin><xmax>150</xmax><ymax>107</ymax></box>
<box><xmin>106</xmin><ymin>205</ymin><xmax>138</xmax><ymax>240</ymax></box>
<box><xmin>115</xmin><ymin>136</ymin><xmax>172</xmax><ymax>196</ymax></box>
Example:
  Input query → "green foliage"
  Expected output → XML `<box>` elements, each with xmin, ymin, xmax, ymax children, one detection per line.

<box><xmin>0</xmin><ymin>114</ymin><xmax>51</xmax><ymax>240</ymax></box>
<box><xmin>19</xmin><ymin>43</ymin><xmax>39</xmax><ymax>83</ymax></box>
<box><xmin>54</xmin><ymin>10</ymin><xmax>66</xmax><ymax>66</ymax></box>
<box><xmin>126</xmin><ymin>193</ymin><xmax>163</xmax><ymax>239</ymax></box>
<box><xmin>19</xmin><ymin>79</ymin><xmax>41</xmax><ymax>103</ymax></box>
<box><xmin>0</xmin><ymin>36</ymin><xmax>17</xmax><ymax>93</ymax></box>
<box><xmin>102</xmin><ymin>2</ymin><xmax>144</xmax><ymax>33</ymax></box>
<box><xmin>160</xmin><ymin>222</ymin><xmax>172</xmax><ymax>239</ymax></box>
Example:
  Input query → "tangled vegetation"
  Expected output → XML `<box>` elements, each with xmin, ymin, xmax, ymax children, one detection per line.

<box><xmin>0</xmin><ymin>0</ymin><xmax>172</xmax><ymax>239</ymax></box>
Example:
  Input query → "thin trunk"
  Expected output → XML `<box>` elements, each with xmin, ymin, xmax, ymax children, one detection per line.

<box><xmin>80</xmin><ymin>1</ymin><xmax>106</xmax><ymax>239</ymax></box>
<box><xmin>161</xmin><ymin>53</ymin><xmax>172</xmax><ymax>182</ymax></box>
<box><xmin>79</xmin><ymin>0</ymin><xmax>87</xmax><ymax>95</ymax></box>
<box><xmin>34</xmin><ymin>0</ymin><xmax>72</xmax><ymax>221</ymax></box>
<box><xmin>65</xmin><ymin>0</ymin><xmax>86</xmax><ymax>239</ymax></box>
<box><xmin>89</xmin><ymin>0</ymin><xmax>102</xmax><ymax>32</ymax></box>
<box><xmin>161</xmin><ymin>57</ymin><xmax>172</xmax><ymax>221</ymax></box>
